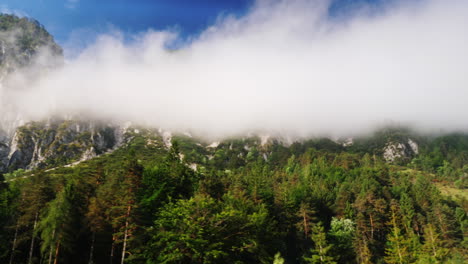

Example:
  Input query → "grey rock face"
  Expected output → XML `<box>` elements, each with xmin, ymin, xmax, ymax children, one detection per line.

<box><xmin>0</xmin><ymin>131</ymin><xmax>9</xmax><ymax>172</ymax></box>
<box><xmin>1</xmin><ymin>120</ymin><xmax>123</xmax><ymax>173</ymax></box>
<box><xmin>0</xmin><ymin>14</ymin><xmax>63</xmax><ymax>77</ymax></box>
<box><xmin>0</xmin><ymin>14</ymin><xmax>65</xmax><ymax>173</ymax></box>
<box><xmin>383</xmin><ymin>138</ymin><xmax>419</xmax><ymax>163</ymax></box>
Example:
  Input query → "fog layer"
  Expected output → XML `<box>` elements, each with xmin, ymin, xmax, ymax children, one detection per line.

<box><xmin>1</xmin><ymin>0</ymin><xmax>468</xmax><ymax>138</ymax></box>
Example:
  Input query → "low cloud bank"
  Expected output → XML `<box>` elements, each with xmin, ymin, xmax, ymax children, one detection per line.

<box><xmin>1</xmin><ymin>0</ymin><xmax>468</xmax><ymax>138</ymax></box>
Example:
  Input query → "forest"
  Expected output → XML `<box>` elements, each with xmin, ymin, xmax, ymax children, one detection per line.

<box><xmin>0</xmin><ymin>127</ymin><xmax>466</xmax><ymax>264</ymax></box>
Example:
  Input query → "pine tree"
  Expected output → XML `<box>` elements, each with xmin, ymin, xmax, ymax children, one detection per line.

<box><xmin>398</xmin><ymin>193</ymin><xmax>421</xmax><ymax>261</ymax></box>
<box><xmin>355</xmin><ymin>237</ymin><xmax>372</xmax><ymax>264</ymax></box>
<box><xmin>0</xmin><ymin>174</ymin><xmax>16</xmax><ymax>263</ymax></box>
<box><xmin>418</xmin><ymin>224</ymin><xmax>449</xmax><ymax>263</ymax></box>
<box><xmin>296</xmin><ymin>202</ymin><xmax>316</xmax><ymax>238</ymax></box>
<box><xmin>109</xmin><ymin>153</ymin><xmax>143</xmax><ymax>264</ymax></box>
<box><xmin>304</xmin><ymin>222</ymin><xmax>336</xmax><ymax>264</ymax></box>
<box><xmin>37</xmin><ymin>183</ymin><xmax>79</xmax><ymax>264</ymax></box>
<box><xmin>384</xmin><ymin>205</ymin><xmax>412</xmax><ymax>264</ymax></box>
<box><xmin>430</xmin><ymin>202</ymin><xmax>460</xmax><ymax>246</ymax></box>
<box><xmin>354</xmin><ymin>188</ymin><xmax>387</xmax><ymax>259</ymax></box>
<box><xmin>399</xmin><ymin>193</ymin><xmax>415</xmax><ymax>234</ymax></box>
<box><xmin>12</xmin><ymin>173</ymin><xmax>53</xmax><ymax>264</ymax></box>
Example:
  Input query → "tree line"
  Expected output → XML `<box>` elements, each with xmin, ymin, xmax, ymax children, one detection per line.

<box><xmin>0</xmin><ymin>133</ymin><xmax>466</xmax><ymax>263</ymax></box>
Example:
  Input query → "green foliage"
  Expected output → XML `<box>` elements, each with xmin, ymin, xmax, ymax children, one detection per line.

<box><xmin>0</xmin><ymin>128</ymin><xmax>467</xmax><ymax>263</ymax></box>
<box><xmin>145</xmin><ymin>193</ymin><xmax>273</xmax><ymax>264</ymax></box>
<box><xmin>36</xmin><ymin>182</ymin><xmax>80</xmax><ymax>262</ymax></box>
<box><xmin>328</xmin><ymin>217</ymin><xmax>355</xmax><ymax>263</ymax></box>
<box><xmin>384</xmin><ymin>205</ymin><xmax>414</xmax><ymax>264</ymax></box>
<box><xmin>3</xmin><ymin>169</ymin><xmax>26</xmax><ymax>181</ymax></box>
<box><xmin>273</xmin><ymin>252</ymin><xmax>285</xmax><ymax>264</ymax></box>
<box><xmin>417</xmin><ymin>224</ymin><xmax>449</xmax><ymax>263</ymax></box>
<box><xmin>304</xmin><ymin>222</ymin><xmax>336</xmax><ymax>264</ymax></box>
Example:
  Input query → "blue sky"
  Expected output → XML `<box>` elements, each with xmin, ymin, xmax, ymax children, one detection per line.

<box><xmin>1</xmin><ymin>0</ymin><xmax>385</xmax><ymax>53</ymax></box>
<box><xmin>1</xmin><ymin>0</ymin><xmax>253</xmax><ymax>44</ymax></box>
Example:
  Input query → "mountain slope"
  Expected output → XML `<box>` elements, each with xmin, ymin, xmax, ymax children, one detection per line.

<box><xmin>0</xmin><ymin>14</ymin><xmax>64</xmax><ymax>172</ymax></box>
<box><xmin>0</xmin><ymin>15</ymin><xmax>466</xmax><ymax>264</ymax></box>
<box><xmin>0</xmin><ymin>14</ymin><xmax>62</xmax><ymax>78</ymax></box>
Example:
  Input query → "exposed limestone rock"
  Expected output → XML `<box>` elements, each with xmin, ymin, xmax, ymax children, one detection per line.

<box><xmin>0</xmin><ymin>130</ymin><xmax>9</xmax><ymax>172</ymax></box>
<box><xmin>383</xmin><ymin>138</ymin><xmax>419</xmax><ymax>163</ymax></box>
<box><xmin>260</xmin><ymin>134</ymin><xmax>270</xmax><ymax>146</ymax></box>
<box><xmin>342</xmin><ymin>138</ymin><xmax>354</xmax><ymax>147</ymax></box>
<box><xmin>162</xmin><ymin>131</ymin><xmax>172</xmax><ymax>148</ymax></box>
<box><xmin>207</xmin><ymin>141</ymin><xmax>220</xmax><ymax>148</ymax></box>
<box><xmin>189</xmin><ymin>163</ymin><xmax>197</xmax><ymax>171</ymax></box>
<box><xmin>407</xmin><ymin>139</ymin><xmax>419</xmax><ymax>154</ymax></box>
<box><xmin>1</xmin><ymin>120</ymin><xmax>122</xmax><ymax>172</ymax></box>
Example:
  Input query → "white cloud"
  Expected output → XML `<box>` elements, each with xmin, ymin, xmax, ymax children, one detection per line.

<box><xmin>1</xmin><ymin>0</ymin><xmax>468</xmax><ymax>139</ymax></box>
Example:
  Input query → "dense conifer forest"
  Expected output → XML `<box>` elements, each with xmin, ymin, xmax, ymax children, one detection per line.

<box><xmin>0</xmin><ymin>127</ymin><xmax>466</xmax><ymax>264</ymax></box>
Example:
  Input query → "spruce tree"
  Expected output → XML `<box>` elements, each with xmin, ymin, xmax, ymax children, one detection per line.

<box><xmin>384</xmin><ymin>205</ymin><xmax>412</xmax><ymax>264</ymax></box>
<box><xmin>418</xmin><ymin>224</ymin><xmax>449</xmax><ymax>263</ymax></box>
<box><xmin>304</xmin><ymin>222</ymin><xmax>336</xmax><ymax>264</ymax></box>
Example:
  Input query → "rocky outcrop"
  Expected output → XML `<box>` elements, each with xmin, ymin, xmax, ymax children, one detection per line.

<box><xmin>0</xmin><ymin>14</ymin><xmax>65</xmax><ymax>173</ymax></box>
<box><xmin>0</xmin><ymin>14</ymin><xmax>62</xmax><ymax>78</ymax></box>
<box><xmin>1</xmin><ymin>120</ymin><xmax>125</xmax><ymax>172</ymax></box>
<box><xmin>383</xmin><ymin>138</ymin><xmax>419</xmax><ymax>163</ymax></box>
<box><xmin>0</xmin><ymin>130</ymin><xmax>9</xmax><ymax>172</ymax></box>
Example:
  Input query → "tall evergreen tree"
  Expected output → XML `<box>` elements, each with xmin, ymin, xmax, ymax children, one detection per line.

<box><xmin>418</xmin><ymin>224</ymin><xmax>449</xmax><ymax>263</ymax></box>
<box><xmin>37</xmin><ymin>183</ymin><xmax>79</xmax><ymax>264</ymax></box>
<box><xmin>304</xmin><ymin>222</ymin><xmax>336</xmax><ymax>264</ymax></box>
<box><xmin>384</xmin><ymin>205</ymin><xmax>412</xmax><ymax>264</ymax></box>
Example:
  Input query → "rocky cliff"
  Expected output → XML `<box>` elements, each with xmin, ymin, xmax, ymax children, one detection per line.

<box><xmin>0</xmin><ymin>14</ymin><xmax>62</xmax><ymax>80</ymax></box>
<box><xmin>0</xmin><ymin>119</ymin><xmax>128</xmax><ymax>172</ymax></box>
<box><xmin>0</xmin><ymin>14</ymin><xmax>64</xmax><ymax>172</ymax></box>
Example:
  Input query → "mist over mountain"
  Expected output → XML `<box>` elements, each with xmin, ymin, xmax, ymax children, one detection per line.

<box><xmin>0</xmin><ymin>14</ymin><xmax>63</xmax><ymax>138</ymax></box>
<box><xmin>0</xmin><ymin>2</ymin><xmax>467</xmax><ymax>263</ymax></box>
<box><xmin>1</xmin><ymin>0</ymin><xmax>467</xmax><ymax>173</ymax></box>
<box><xmin>0</xmin><ymin>0</ymin><xmax>467</xmax><ymax>139</ymax></box>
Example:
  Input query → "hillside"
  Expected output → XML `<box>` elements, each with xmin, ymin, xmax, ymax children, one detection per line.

<box><xmin>0</xmin><ymin>121</ymin><xmax>467</xmax><ymax>264</ymax></box>
<box><xmin>0</xmin><ymin>14</ymin><xmax>64</xmax><ymax>172</ymax></box>
<box><xmin>0</xmin><ymin>14</ymin><xmax>466</xmax><ymax>264</ymax></box>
